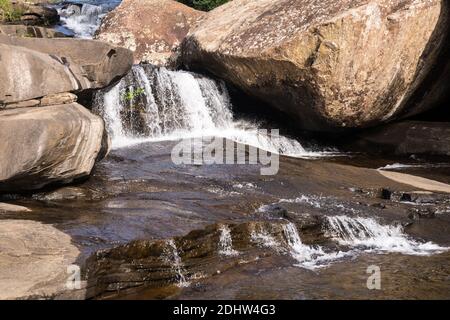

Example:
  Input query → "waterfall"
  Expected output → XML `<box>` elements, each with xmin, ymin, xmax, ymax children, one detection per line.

<box><xmin>57</xmin><ymin>1</ymin><xmax>119</xmax><ymax>38</ymax></box>
<box><xmin>163</xmin><ymin>240</ymin><xmax>190</xmax><ymax>288</ymax></box>
<box><xmin>250</xmin><ymin>222</ymin><xmax>344</xmax><ymax>269</ymax></box>
<box><xmin>94</xmin><ymin>65</ymin><xmax>329</xmax><ymax>157</ymax></box>
<box><xmin>282</xmin><ymin>222</ymin><xmax>345</xmax><ymax>270</ymax></box>
<box><xmin>325</xmin><ymin>216</ymin><xmax>448</xmax><ymax>255</ymax></box>
<box><xmin>218</xmin><ymin>225</ymin><xmax>239</xmax><ymax>257</ymax></box>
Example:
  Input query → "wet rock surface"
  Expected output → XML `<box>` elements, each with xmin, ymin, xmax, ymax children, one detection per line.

<box><xmin>1</xmin><ymin>141</ymin><xmax>448</xmax><ymax>299</ymax></box>
<box><xmin>349</xmin><ymin>121</ymin><xmax>450</xmax><ymax>156</ymax></box>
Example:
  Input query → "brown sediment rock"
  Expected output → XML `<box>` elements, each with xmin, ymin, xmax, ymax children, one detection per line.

<box><xmin>95</xmin><ymin>0</ymin><xmax>204</xmax><ymax>65</ymax></box>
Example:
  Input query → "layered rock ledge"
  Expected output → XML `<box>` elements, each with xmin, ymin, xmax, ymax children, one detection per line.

<box><xmin>0</xmin><ymin>35</ymin><xmax>133</xmax><ymax>105</ymax></box>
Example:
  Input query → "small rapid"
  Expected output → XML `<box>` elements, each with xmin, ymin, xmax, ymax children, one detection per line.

<box><xmin>254</xmin><ymin>200</ymin><xmax>448</xmax><ymax>269</ymax></box>
<box><xmin>282</xmin><ymin>222</ymin><xmax>347</xmax><ymax>270</ymax></box>
<box><xmin>163</xmin><ymin>240</ymin><xmax>190</xmax><ymax>288</ymax></box>
<box><xmin>94</xmin><ymin>65</ymin><xmax>333</xmax><ymax>158</ymax></box>
<box><xmin>218</xmin><ymin>225</ymin><xmax>239</xmax><ymax>257</ymax></box>
<box><xmin>55</xmin><ymin>1</ymin><xmax>120</xmax><ymax>38</ymax></box>
<box><xmin>325</xmin><ymin>215</ymin><xmax>448</xmax><ymax>255</ymax></box>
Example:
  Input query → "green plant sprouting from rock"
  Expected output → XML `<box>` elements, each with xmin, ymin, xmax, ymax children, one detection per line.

<box><xmin>122</xmin><ymin>87</ymin><xmax>146</xmax><ymax>103</ymax></box>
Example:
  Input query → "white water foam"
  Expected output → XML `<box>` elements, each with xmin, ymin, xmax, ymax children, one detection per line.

<box><xmin>282</xmin><ymin>222</ymin><xmax>347</xmax><ymax>270</ymax></box>
<box><xmin>94</xmin><ymin>65</ymin><xmax>337</xmax><ymax>158</ymax></box>
<box><xmin>278</xmin><ymin>194</ymin><xmax>360</xmax><ymax>214</ymax></box>
<box><xmin>218</xmin><ymin>225</ymin><xmax>239</xmax><ymax>257</ymax></box>
<box><xmin>58</xmin><ymin>3</ymin><xmax>108</xmax><ymax>38</ymax></box>
<box><xmin>250</xmin><ymin>224</ymin><xmax>283</xmax><ymax>250</ymax></box>
<box><xmin>250</xmin><ymin>222</ymin><xmax>346</xmax><ymax>270</ymax></box>
<box><xmin>163</xmin><ymin>239</ymin><xmax>190</xmax><ymax>287</ymax></box>
<box><xmin>325</xmin><ymin>215</ymin><xmax>448</xmax><ymax>256</ymax></box>
<box><xmin>378</xmin><ymin>163</ymin><xmax>450</xmax><ymax>171</ymax></box>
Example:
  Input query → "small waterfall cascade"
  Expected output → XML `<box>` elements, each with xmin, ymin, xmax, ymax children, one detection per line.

<box><xmin>250</xmin><ymin>222</ymin><xmax>344</xmax><ymax>269</ymax></box>
<box><xmin>218</xmin><ymin>225</ymin><xmax>239</xmax><ymax>257</ymax></box>
<box><xmin>163</xmin><ymin>240</ymin><xmax>190</xmax><ymax>288</ymax></box>
<box><xmin>94</xmin><ymin>65</ymin><xmax>328</xmax><ymax>157</ymax></box>
<box><xmin>281</xmin><ymin>222</ymin><xmax>344</xmax><ymax>269</ymax></box>
<box><xmin>57</xmin><ymin>1</ymin><xmax>119</xmax><ymax>38</ymax></box>
<box><xmin>325</xmin><ymin>216</ymin><xmax>448</xmax><ymax>255</ymax></box>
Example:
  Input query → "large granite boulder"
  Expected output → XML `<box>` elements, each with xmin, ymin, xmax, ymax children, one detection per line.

<box><xmin>181</xmin><ymin>0</ymin><xmax>449</xmax><ymax>132</ymax></box>
<box><xmin>0</xmin><ymin>103</ymin><xmax>108</xmax><ymax>192</ymax></box>
<box><xmin>95</xmin><ymin>0</ymin><xmax>204</xmax><ymax>65</ymax></box>
<box><xmin>0</xmin><ymin>35</ymin><xmax>133</xmax><ymax>104</ymax></box>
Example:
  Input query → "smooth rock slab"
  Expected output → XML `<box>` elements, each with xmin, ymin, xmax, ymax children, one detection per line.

<box><xmin>378</xmin><ymin>170</ymin><xmax>450</xmax><ymax>194</ymax></box>
<box><xmin>0</xmin><ymin>103</ymin><xmax>106</xmax><ymax>192</ymax></box>
<box><xmin>0</xmin><ymin>220</ymin><xmax>79</xmax><ymax>300</ymax></box>
<box><xmin>0</xmin><ymin>202</ymin><xmax>31</xmax><ymax>213</ymax></box>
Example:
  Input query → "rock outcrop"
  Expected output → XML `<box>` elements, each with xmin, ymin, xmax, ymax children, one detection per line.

<box><xmin>0</xmin><ymin>220</ymin><xmax>80</xmax><ymax>299</ymax></box>
<box><xmin>0</xmin><ymin>0</ymin><xmax>59</xmax><ymax>26</ymax></box>
<box><xmin>0</xmin><ymin>103</ymin><xmax>108</xmax><ymax>192</ymax></box>
<box><xmin>181</xmin><ymin>0</ymin><xmax>449</xmax><ymax>132</ymax></box>
<box><xmin>95</xmin><ymin>0</ymin><xmax>204</xmax><ymax>65</ymax></box>
<box><xmin>350</xmin><ymin>121</ymin><xmax>450</xmax><ymax>156</ymax></box>
<box><xmin>0</xmin><ymin>35</ymin><xmax>133</xmax><ymax>105</ymax></box>
<box><xmin>0</xmin><ymin>24</ymin><xmax>67</xmax><ymax>38</ymax></box>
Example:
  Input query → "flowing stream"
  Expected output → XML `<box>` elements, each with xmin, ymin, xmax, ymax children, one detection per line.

<box><xmin>54</xmin><ymin>0</ymin><xmax>120</xmax><ymax>37</ymax></box>
<box><xmin>25</xmin><ymin>0</ymin><xmax>450</xmax><ymax>299</ymax></box>
<box><xmin>325</xmin><ymin>216</ymin><xmax>448</xmax><ymax>255</ymax></box>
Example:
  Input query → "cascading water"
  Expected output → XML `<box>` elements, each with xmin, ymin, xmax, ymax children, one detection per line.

<box><xmin>218</xmin><ymin>225</ymin><xmax>239</xmax><ymax>257</ymax></box>
<box><xmin>282</xmin><ymin>222</ymin><xmax>346</xmax><ymax>270</ymax></box>
<box><xmin>163</xmin><ymin>240</ymin><xmax>190</xmax><ymax>288</ymax></box>
<box><xmin>325</xmin><ymin>216</ymin><xmax>448</xmax><ymax>255</ymax></box>
<box><xmin>250</xmin><ymin>222</ymin><xmax>345</xmax><ymax>269</ymax></box>
<box><xmin>94</xmin><ymin>65</ymin><xmax>331</xmax><ymax>157</ymax></box>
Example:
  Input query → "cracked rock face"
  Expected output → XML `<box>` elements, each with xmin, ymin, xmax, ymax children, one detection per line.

<box><xmin>181</xmin><ymin>0</ymin><xmax>449</xmax><ymax>132</ymax></box>
<box><xmin>0</xmin><ymin>35</ymin><xmax>133</xmax><ymax>105</ymax></box>
<box><xmin>0</xmin><ymin>103</ymin><xmax>107</xmax><ymax>192</ymax></box>
<box><xmin>95</xmin><ymin>0</ymin><xmax>204</xmax><ymax>65</ymax></box>
<box><xmin>0</xmin><ymin>220</ymin><xmax>79</xmax><ymax>300</ymax></box>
